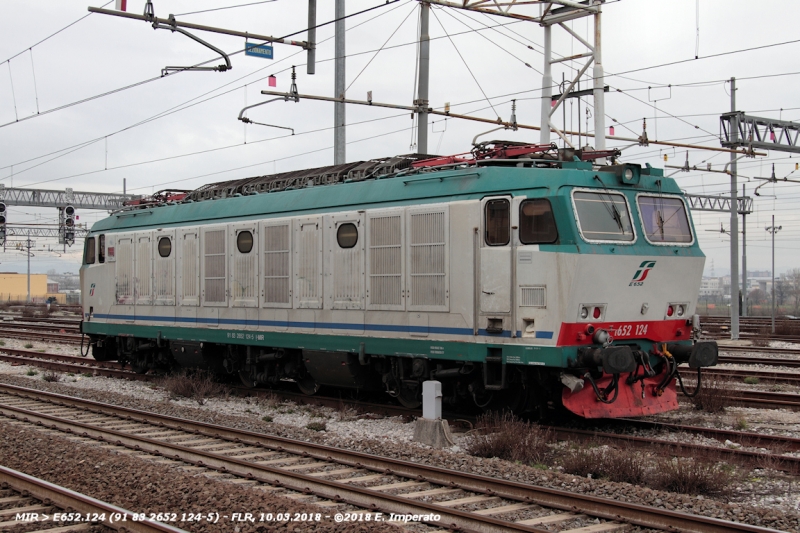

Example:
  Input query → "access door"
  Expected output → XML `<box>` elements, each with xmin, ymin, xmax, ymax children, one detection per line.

<box><xmin>480</xmin><ymin>196</ymin><xmax>512</xmax><ymax>314</ymax></box>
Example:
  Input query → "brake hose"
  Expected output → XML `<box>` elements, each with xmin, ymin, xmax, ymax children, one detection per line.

<box><xmin>584</xmin><ymin>372</ymin><xmax>619</xmax><ymax>404</ymax></box>
<box><xmin>78</xmin><ymin>320</ymin><xmax>90</xmax><ymax>357</ymax></box>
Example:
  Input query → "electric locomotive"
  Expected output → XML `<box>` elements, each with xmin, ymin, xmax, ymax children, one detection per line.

<box><xmin>80</xmin><ymin>141</ymin><xmax>718</xmax><ymax>418</ymax></box>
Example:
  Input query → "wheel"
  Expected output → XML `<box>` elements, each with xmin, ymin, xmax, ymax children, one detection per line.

<box><xmin>239</xmin><ymin>370</ymin><xmax>257</xmax><ymax>388</ymax></box>
<box><xmin>396</xmin><ymin>384</ymin><xmax>421</xmax><ymax>409</ymax></box>
<box><xmin>297</xmin><ymin>376</ymin><xmax>320</xmax><ymax>396</ymax></box>
<box><xmin>130</xmin><ymin>358</ymin><xmax>149</xmax><ymax>375</ymax></box>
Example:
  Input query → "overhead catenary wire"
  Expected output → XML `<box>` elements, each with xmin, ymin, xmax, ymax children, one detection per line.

<box><xmin>28</xmin><ymin>49</ymin><xmax>40</xmax><ymax>115</ymax></box>
<box><xmin>439</xmin><ymin>7</ymin><xmax>539</xmax><ymax>74</ymax></box>
<box><xmin>430</xmin><ymin>7</ymin><xmax>501</xmax><ymax>120</ymax></box>
<box><xmin>175</xmin><ymin>0</ymin><xmax>278</xmax><ymax>17</ymax></box>
<box><xmin>6</xmin><ymin>3</ymin><xmax>800</xmax><ymax>202</ymax></box>
<box><xmin>0</xmin><ymin>0</ymin><xmax>113</xmax><ymax>66</ymax></box>
<box><xmin>20</xmin><ymin>110</ymin><xmax>411</xmax><ymax>189</ymax></box>
<box><xmin>345</xmin><ymin>2</ymin><xmax>417</xmax><ymax>93</ymax></box>
<box><xmin>0</xmin><ymin>0</ymin><xmax>415</xmax><ymax>178</ymax></box>
<box><xmin>0</xmin><ymin>0</ymin><xmax>406</xmax><ymax>132</ymax></box>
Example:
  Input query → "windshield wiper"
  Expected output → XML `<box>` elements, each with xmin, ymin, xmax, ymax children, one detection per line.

<box><xmin>594</xmin><ymin>176</ymin><xmax>626</xmax><ymax>233</ymax></box>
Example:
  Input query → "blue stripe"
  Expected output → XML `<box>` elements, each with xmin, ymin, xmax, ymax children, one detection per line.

<box><xmin>93</xmin><ymin>313</ymin><xmax>545</xmax><ymax>340</ymax></box>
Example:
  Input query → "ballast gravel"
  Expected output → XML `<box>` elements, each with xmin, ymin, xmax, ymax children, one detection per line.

<box><xmin>2</xmin><ymin>343</ymin><xmax>800</xmax><ymax>531</ymax></box>
<box><xmin>0</xmin><ymin>422</ymin><xmax>398</xmax><ymax>533</ymax></box>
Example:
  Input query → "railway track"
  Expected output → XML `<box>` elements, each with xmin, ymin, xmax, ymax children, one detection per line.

<box><xmin>0</xmin><ymin>348</ymin><xmax>144</xmax><ymax>381</ymax></box>
<box><xmin>0</xmin><ymin>321</ymin><xmax>80</xmax><ymax>333</ymax></box>
<box><xmin>718</xmin><ymin>355</ymin><xmax>800</xmax><ymax>367</ymax></box>
<box><xmin>0</xmin><ymin>464</ymin><xmax>184</xmax><ymax>533</ymax></box>
<box><xmin>0</xmin><ymin>382</ymin><xmax>783</xmax><ymax>533</ymax></box>
<box><xmin>0</xmin><ymin>327</ymin><xmax>81</xmax><ymax>345</ymax></box>
<box><xmin>706</xmin><ymin>367</ymin><xmax>800</xmax><ymax>385</ymax></box>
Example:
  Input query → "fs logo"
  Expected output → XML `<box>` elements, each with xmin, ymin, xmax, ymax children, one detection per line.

<box><xmin>629</xmin><ymin>261</ymin><xmax>656</xmax><ymax>287</ymax></box>
<box><xmin>89</xmin><ymin>283</ymin><xmax>96</xmax><ymax>296</ymax></box>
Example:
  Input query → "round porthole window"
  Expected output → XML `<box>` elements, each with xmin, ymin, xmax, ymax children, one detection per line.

<box><xmin>158</xmin><ymin>237</ymin><xmax>171</xmax><ymax>258</ymax></box>
<box><xmin>237</xmin><ymin>230</ymin><xmax>254</xmax><ymax>253</ymax></box>
<box><xmin>337</xmin><ymin>223</ymin><xmax>358</xmax><ymax>248</ymax></box>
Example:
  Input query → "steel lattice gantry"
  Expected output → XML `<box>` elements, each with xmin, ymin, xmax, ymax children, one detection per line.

<box><xmin>720</xmin><ymin>112</ymin><xmax>800</xmax><ymax>154</ymax></box>
<box><xmin>0</xmin><ymin>185</ymin><xmax>137</xmax><ymax>210</ymax></box>
<box><xmin>684</xmin><ymin>193</ymin><xmax>753</xmax><ymax>215</ymax></box>
<box><xmin>5</xmin><ymin>227</ymin><xmax>89</xmax><ymax>239</ymax></box>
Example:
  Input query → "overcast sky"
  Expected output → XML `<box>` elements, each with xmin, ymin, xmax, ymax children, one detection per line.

<box><xmin>1</xmin><ymin>0</ymin><xmax>799</xmax><ymax>278</ymax></box>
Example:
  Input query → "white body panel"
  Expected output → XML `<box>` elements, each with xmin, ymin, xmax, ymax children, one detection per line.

<box><xmin>82</xmin><ymin>197</ymin><xmax>704</xmax><ymax>349</ymax></box>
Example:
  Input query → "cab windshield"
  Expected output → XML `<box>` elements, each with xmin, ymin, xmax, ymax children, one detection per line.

<box><xmin>573</xmin><ymin>190</ymin><xmax>634</xmax><ymax>242</ymax></box>
<box><xmin>637</xmin><ymin>195</ymin><xmax>693</xmax><ymax>243</ymax></box>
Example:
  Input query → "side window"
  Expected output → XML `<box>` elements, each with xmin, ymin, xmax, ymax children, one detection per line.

<box><xmin>83</xmin><ymin>237</ymin><xmax>96</xmax><ymax>265</ymax></box>
<box><xmin>519</xmin><ymin>199</ymin><xmax>558</xmax><ymax>244</ymax></box>
<box><xmin>158</xmin><ymin>236</ymin><xmax>172</xmax><ymax>257</ymax></box>
<box><xmin>337</xmin><ymin>223</ymin><xmax>358</xmax><ymax>248</ymax></box>
<box><xmin>485</xmin><ymin>199</ymin><xmax>510</xmax><ymax>246</ymax></box>
<box><xmin>98</xmin><ymin>235</ymin><xmax>106</xmax><ymax>263</ymax></box>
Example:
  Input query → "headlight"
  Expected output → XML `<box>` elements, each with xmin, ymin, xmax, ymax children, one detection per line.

<box><xmin>581</xmin><ymin>307</ymin><xmax>589</xmax><ymax>319</ymax></box>
<box><xmin>677</xmin><ymin>305</ymin><xmax>685</xmax><ymax>317</ymax></box>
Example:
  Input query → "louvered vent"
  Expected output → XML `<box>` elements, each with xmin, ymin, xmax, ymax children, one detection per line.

<box><xmin>409</xmin><ymin>210</ymin><xmax>446</xmax><ymax>308</ymax></box>
<box><xmin>264</xmin><ymin>224</ymin><xmax>290</xmax><ymax>305</ymax></box>
<box><xmin>232</xmin><ymin>230</ymin><xmax>257</xmax><ymax>305</ymax></box>
<box><xmin>369</xmin><ymin>215</ymin><xmax>402</xmax><ymax>306</ymax></box>
<box><xmin>204</xmin><ymin>229</ymin><xmax>226</xmax><ymax>303</ymax></box>
<box><xmin>296</xmin><ymin>222</ymin><xmax>321</xmax><ymax>306</ymax></box>
<box><xmin>153</xmin><ymin>237</ymin><xmax>175</xmax><ymax>304</ymax></box>
<box><xmin>181</xmin><ymin>233</ymin><xmax>199</xmax><ymax>304</ymax></box>
<box><xmin>136</xmin><ymin>236</ymin><xmax>152</xmax><ymax>303</ymax></box>
<box><xmin>115</xmin><ymin>237</ymin><xmax>134</xmax><ymax>304</ymax></box>
<box><xmin>520</xmin><ymin>286</ymin><xmax>546</xmax><ymax>307</ymax></box>
<box><xmin>333</xmin><ymin>223</ymin><xmax>363</xmax><ymax>308</ymax></box>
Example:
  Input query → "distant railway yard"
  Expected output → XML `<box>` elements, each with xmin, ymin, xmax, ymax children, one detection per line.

<box><xmin>0</xmin><ymin>309</ymin><xmax>795</xmax><ymax>532</ymax></box>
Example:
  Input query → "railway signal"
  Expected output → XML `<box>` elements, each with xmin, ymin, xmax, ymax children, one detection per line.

<box><xmin>64</xmin><ymin>205</ymin><xmax>76</xmax><ymax>246</ymax></box>
<box><xmin>0</xmin><ymin>202</ymin><xmax>6</xmax><ymax>246</ymax></box>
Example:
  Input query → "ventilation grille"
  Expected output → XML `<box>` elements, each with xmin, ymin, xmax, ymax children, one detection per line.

<box><xmin>264</xmin><ymin>224</ymin><xmax>290</xmax><ymax>305</ymax></box>
<box><xmin>153</xmin><ymin>238</ymin><xmax>174</xmax><ymax>302</ymax></box>
<box><xmin>232</xmin><ymin>231</ymin><xmax>257</xmax><ymax>304</ymax></box>
<box><xmin>410</xmin><ymin>211</ymin><xmax>446</xmax><ymax>307</ymax></box>
<box><xmin>333</xmin><ymin>224</ymin><xmax>363</xmax><ymax>307</ymax></box>
<box><xmin>115</xmin><ymin>238</ymin><xmax>134</xmax><ymax>304</ymax></box>
<box><xmin>181</xmin><ymin>233</ymin><xmax>198</xmax><ymax>302</ymax></box>
<box><xmin>204</xmin><ymin>229</ymin><xmax>226</xmax><ymax>303</ymax></box>
<box><xmin>520</xmin><ymin>286</ymin><xmax>546</xmax><ymax>307</ymax></box>
<box><xmin>369</xmin><ymin>215</ymin><xmax>402</xmax><ymax>306</ymax></box>
<box><xmin>135</xmin><ymin>236</ymin><xmax>152</xmax><ymax>302</ymax></box>
<box><xmin>297</xmin><ymin>223</ymin><xmax>320</xmax><ymax>304</ymax></box>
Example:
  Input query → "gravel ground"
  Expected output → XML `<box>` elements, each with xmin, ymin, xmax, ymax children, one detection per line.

<box><xmin>2</xmin><ymin>339</ymin><xmax>800</xmax><ymax>531</ymax></box>
<box><xmin>0</xmin><ymin>422</ymin><xmax>398</xmax><ymax>533</ymax></box>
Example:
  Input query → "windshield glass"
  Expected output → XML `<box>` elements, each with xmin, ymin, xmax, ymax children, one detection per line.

<box><xmin>573</xmin><ymin>191</ymin><xmax>634</xmax><ymax>242</ymax></box>
<box><xmin>638</xmin><ymin>195</ymin><xmax>693</xmax><ymax>243</ymax></box>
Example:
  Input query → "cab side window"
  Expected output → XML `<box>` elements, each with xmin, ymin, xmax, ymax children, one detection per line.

<box><xmin>84</xmin><ymin>237</ymin><xmax>96</xmax><ymax>265</ymax></box>
<box><xmin>519</xmin><ymin>199</ymin><xmax>558</xmax><ymax>244</ymax></box>
<box><xmin>485</xmin><ymin>199</ymin><xmax>510</xmax><ymax>246</ymax></box>
<box><xmin>98</xmin><ymin>234</ymin><xmax>106</xmax><ymax>263</ymax></box>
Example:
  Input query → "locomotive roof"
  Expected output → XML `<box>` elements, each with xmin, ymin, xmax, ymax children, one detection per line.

<box><xmin>91</xmin><ymin>159</ymin><xmax>675</xmax><ymax>234</ymax></box>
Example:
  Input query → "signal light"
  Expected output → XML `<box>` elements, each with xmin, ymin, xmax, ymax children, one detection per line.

<box><xmin>593</xmin><ymin>307</ymin><xmax>601</xmax><ymax>319</ymax></box>
<box><xmin>667</xmin><ymin>305</ymin><xmax>674</xmax><ymax>317</ymax></box>
<box><xmin>0</xmin><ymin>202</ymin><xmax>5</xmax><ymax>247</ymax></box>
<box><xmin>64</xmin><ymin>205</ymin><xmax>76</xmax><ymax>246</ymax></box>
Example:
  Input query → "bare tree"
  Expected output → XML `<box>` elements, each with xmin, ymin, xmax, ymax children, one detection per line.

<box><xmin>788</xmin><ymin>268</ymin><xmax>800</xmax><ymax>314</ymax></box>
